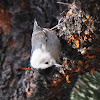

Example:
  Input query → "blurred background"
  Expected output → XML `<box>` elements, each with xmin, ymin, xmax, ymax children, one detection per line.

<box><xmin>71</xmin><ymin>72</ymin><xmax>100</xmax><ymax>100</ymax></box>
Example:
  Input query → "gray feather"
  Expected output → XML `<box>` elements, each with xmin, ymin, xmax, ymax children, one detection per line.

<box><xmin>33</xmin><ymin>19</ymin><xmax>41</xmax><ymax>33</ymax></box>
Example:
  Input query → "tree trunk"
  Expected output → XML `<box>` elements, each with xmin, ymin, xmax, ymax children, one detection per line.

<box><xmin>0</xmin><ymin>0</ymin><xmax>100</xmax><ymax>100</ymax></box>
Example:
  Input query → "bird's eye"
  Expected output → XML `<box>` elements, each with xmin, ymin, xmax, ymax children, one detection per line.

<box><xmin>45</xmin><ymin>62</ymin><xmax>49</xmax><ymax>64</ymax></box>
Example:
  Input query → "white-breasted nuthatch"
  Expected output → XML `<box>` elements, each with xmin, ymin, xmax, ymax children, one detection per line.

<box><xmin>30</xmin><ymin>20</ymin><xmax>61</xmax><ymax>74</ymax></box>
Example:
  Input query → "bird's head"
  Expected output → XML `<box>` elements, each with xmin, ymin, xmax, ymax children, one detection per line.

<box><xmin>30</xmin><ymin>49</ymin><xmax>57</xmax><ymax>74</ymax></box>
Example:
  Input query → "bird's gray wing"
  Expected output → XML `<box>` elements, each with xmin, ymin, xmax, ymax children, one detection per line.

<box><xmin>31</xmin><ymin>30</ymin><xmax>47</xmax><ymax>54</ymax></box>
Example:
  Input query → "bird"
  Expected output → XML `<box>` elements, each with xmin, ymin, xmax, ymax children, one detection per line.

<box><xmin>30</xmin><ymin>20</ymin><xmax>61</xmax><ymax>74</ymax></box>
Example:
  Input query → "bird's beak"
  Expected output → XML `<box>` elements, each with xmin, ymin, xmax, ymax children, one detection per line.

<box><xmin>54</xmin><ymin>64</ymin><xmax>64</xmax><ymax>68</ymax></box>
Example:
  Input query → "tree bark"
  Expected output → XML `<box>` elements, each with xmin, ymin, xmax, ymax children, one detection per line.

<box><xmin>0</xmin><ymin>0</ymin><xmax>100</xmax><ymax>100</ymax></box>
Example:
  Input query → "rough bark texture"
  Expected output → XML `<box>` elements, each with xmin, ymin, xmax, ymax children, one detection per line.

<box><xmin>0</xmin><ymin>0</ymin><xmax>100</xmax><ymax>100</ymax></box>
